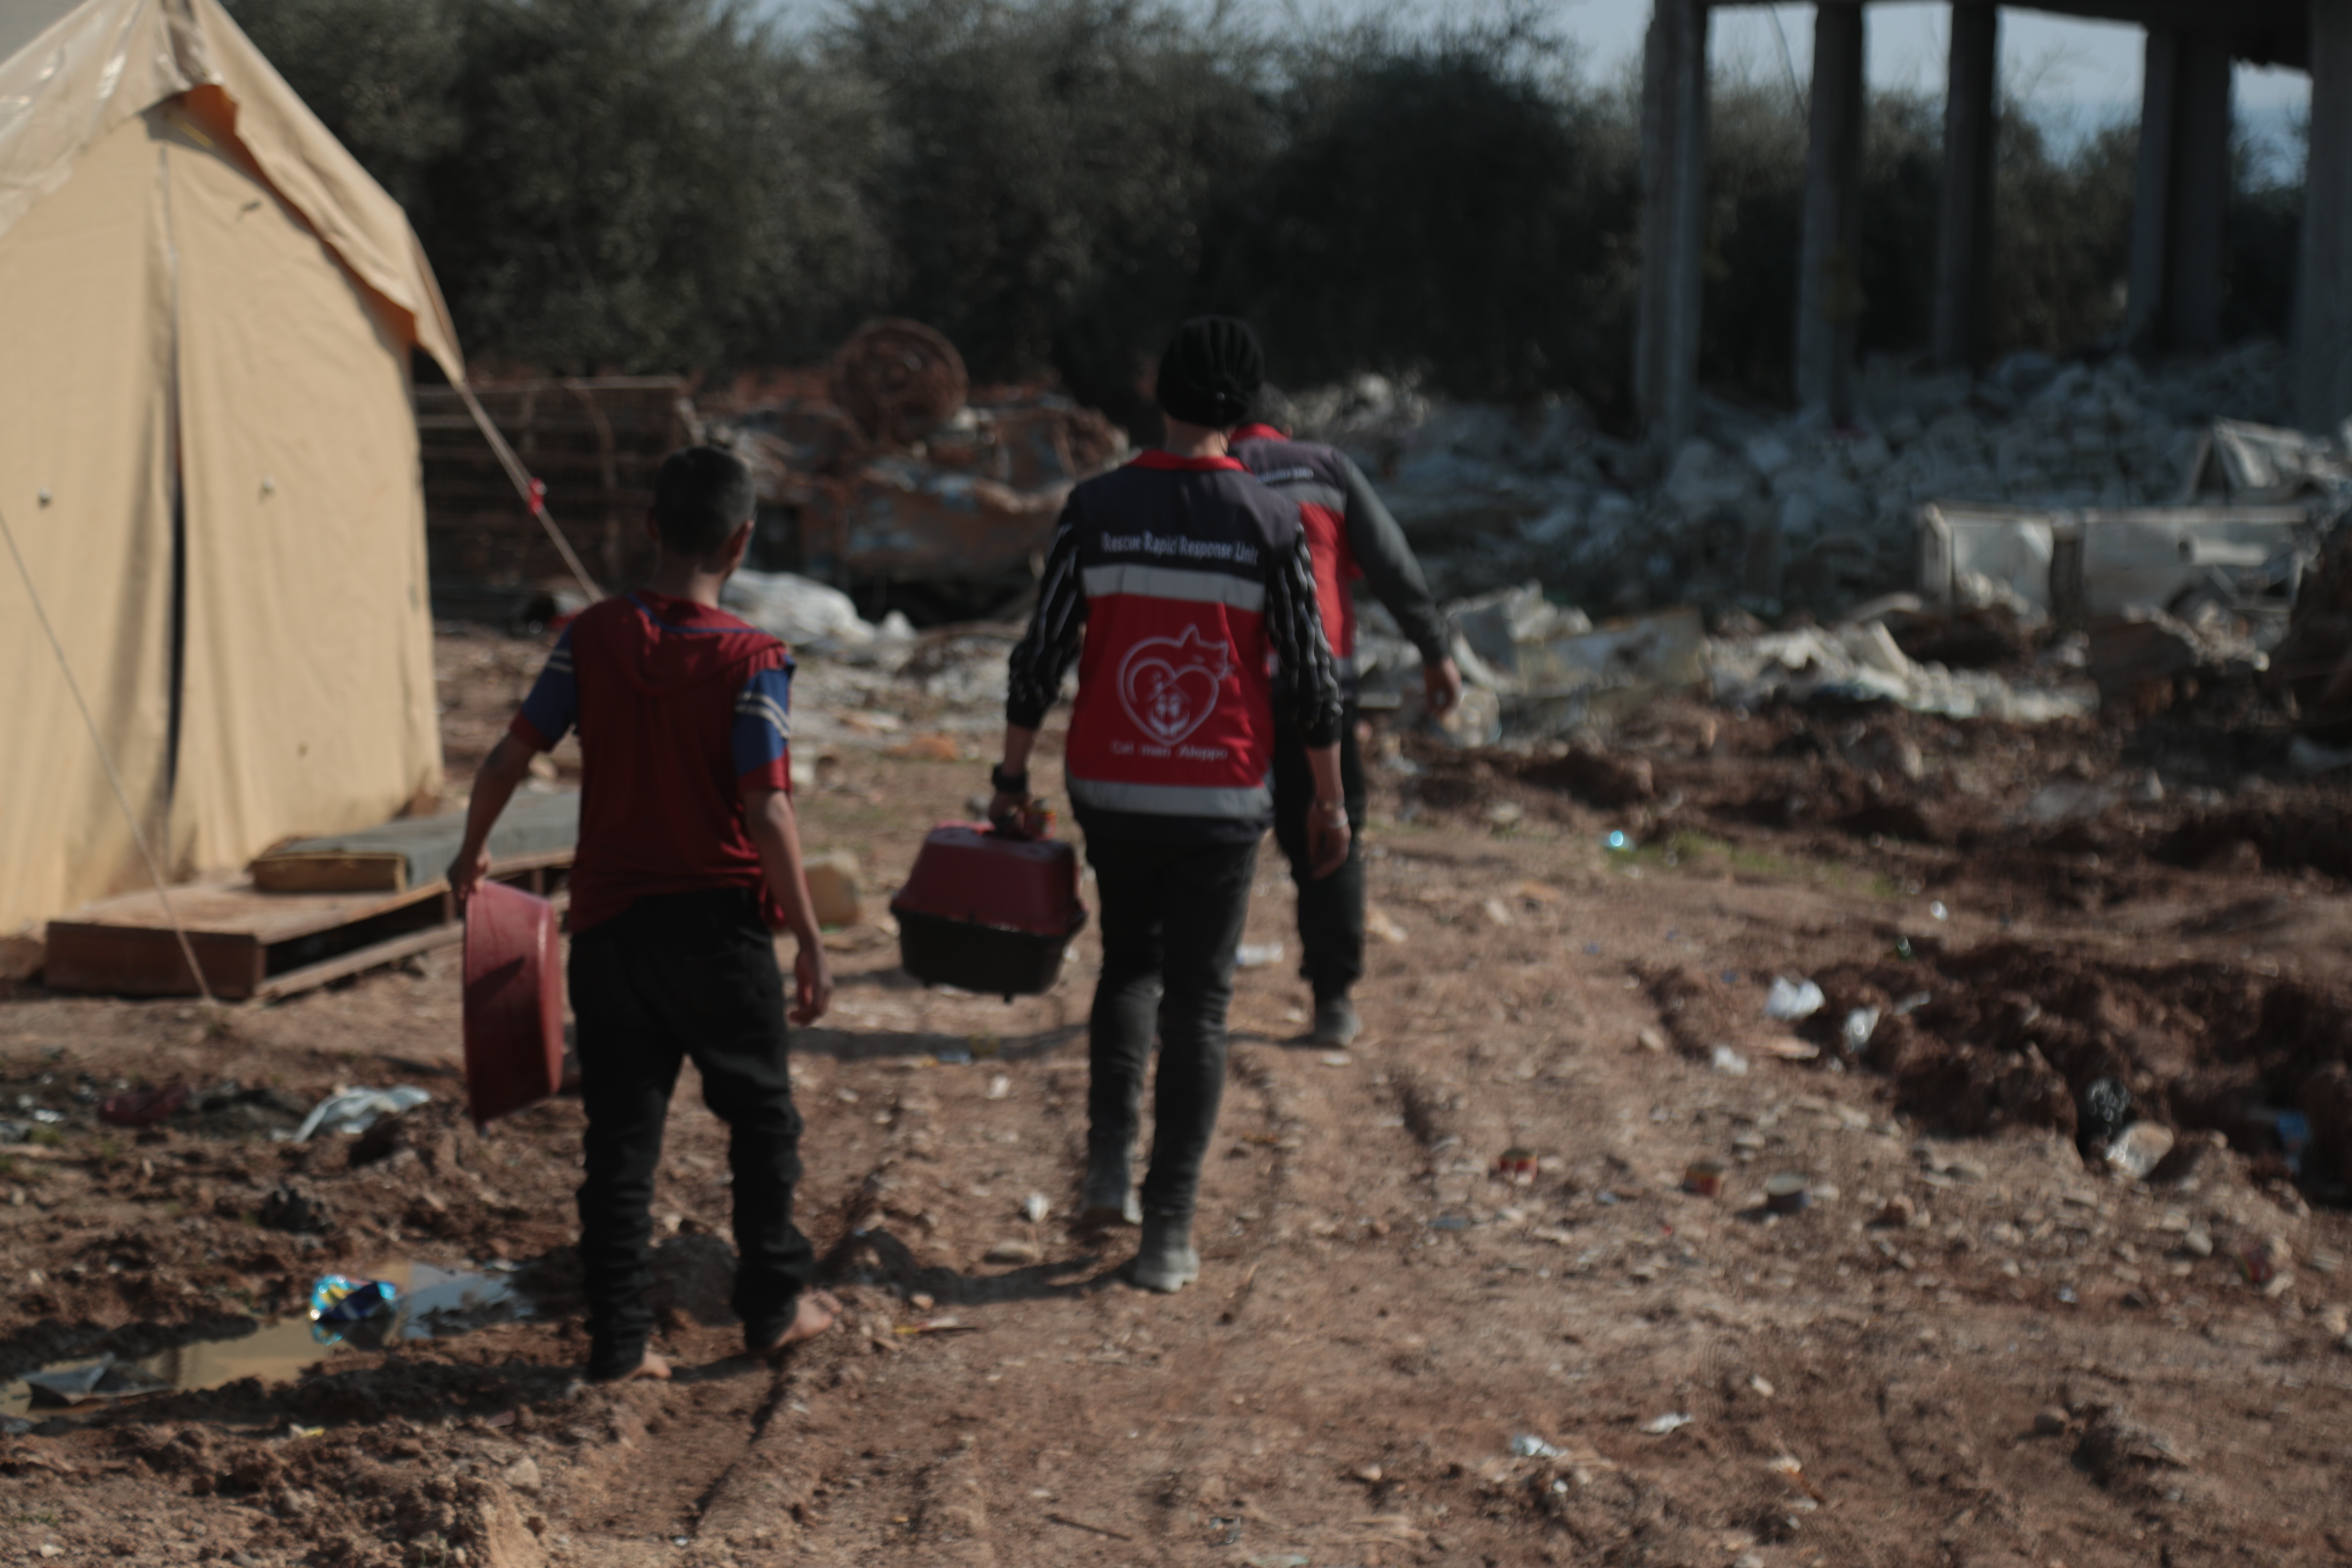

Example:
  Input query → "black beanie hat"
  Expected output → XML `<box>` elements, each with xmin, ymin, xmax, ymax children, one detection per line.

<box><xmin>1155</xmin><ymin>316</ymin><xmax>1265</xmax><ymax>430</ymax></box>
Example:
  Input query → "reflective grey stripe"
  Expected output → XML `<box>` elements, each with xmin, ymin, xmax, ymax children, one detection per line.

<box><xmin>1266</xmin><ymin>480</ymin><xmax>1347</xmax><ymax>513</ymax></box>
<box><xmin>1333</xmin><ymin>654</ymin><xmax>1358</xmax><ymax>679</ymax></box>
<box><xmin>1069</xmin><ymin>776</ymin><xmax>1274</xmax><ymax>818</ymax></box>
<box><xmin>1082</xmin><ymin>564</ymin><xmax>1265</xmax><ymax>613</ymax></box>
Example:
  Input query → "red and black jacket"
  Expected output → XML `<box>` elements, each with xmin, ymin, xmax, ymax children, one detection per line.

<box><xmin>1006</xmin><ymin>451</ymin><xmax>1342</xmax><ymax>843</ymax></box>
<box><xmin>1230</xmin><ymin>423</ymin><xmax>1454</xmax><ymax>695</ymax></box>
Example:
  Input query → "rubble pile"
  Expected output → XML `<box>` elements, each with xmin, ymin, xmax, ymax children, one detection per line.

<box><xmin>1283</xmin><ymin>340</ymin><xmax>2315</xmax><ymax>614</ymax></box>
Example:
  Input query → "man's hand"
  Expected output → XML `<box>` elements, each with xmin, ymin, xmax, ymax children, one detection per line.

<box><xmin>987</xmin><ymin>790</ymin><xmax>1027</xmax><ymax>830</ymax></box>
<box><xmin>446</xmin><ymin>847</ymin><xmax>492</xmax><ymax>906</ymax></box>
<box><xmin>1422</xmin><ymin>655</ymin><xmax>1464</xmax><ymax>716</ymax></box>
<box><xmin>791</xmin><ymin>938</ymin><xmax>833</xmax><ymax>1026</ymax></box>
<box><xmin>1306</xmin><ymin>803</ymin><xmax>1352</xmax><ymax>879</ymax></box>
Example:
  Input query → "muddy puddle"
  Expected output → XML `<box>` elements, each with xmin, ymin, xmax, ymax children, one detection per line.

<box><xmin>3</xmin><ymin>1260</ymin><xmax>531</xmax><ymax>1421</ymax></box>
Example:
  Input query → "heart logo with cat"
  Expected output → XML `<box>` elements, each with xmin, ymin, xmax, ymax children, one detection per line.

<box><xmin>1117</xmin><ymin>625</ymin><xmax>1232</xmax><ymax>746</ymax></box>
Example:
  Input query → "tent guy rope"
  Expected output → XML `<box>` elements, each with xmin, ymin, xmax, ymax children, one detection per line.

<box><xmin>0</xmin><ymin>504</ymin><xmax>215</xmax><ymax>1005</ymax></box>
<box><xmin>452</xmin><ymin>380</ymin><xmax>607</xmax><ymax>603</ymax></box>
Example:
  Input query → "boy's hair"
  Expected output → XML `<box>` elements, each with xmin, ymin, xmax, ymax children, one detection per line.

<box><xmin>652</xmin><ymin>446</ymin><xmax>756</xmax><ymax>559</ymax></box>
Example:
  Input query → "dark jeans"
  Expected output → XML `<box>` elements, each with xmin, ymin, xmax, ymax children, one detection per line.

<box><xmin>567</xmin><ymin>888</ymin><xmax>815</xmax><ymax>1377</ymax></box>
<box><xmin>1271</xmin><ymin>700</ymin><xmax>1367</xmax><ymax>1001</ymax></box>
<box><xmin>1084</xmin><ymin>837</ymin><xmax>1259</xmax><ymax>1222</ymax></box>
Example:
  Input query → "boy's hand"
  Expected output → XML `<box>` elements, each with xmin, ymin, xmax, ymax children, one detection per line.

<box><xmin>1423</xmin><ymin>655</ymin><xmax>1464</xmax><ymax>716</ymax></box>
<box><xmin>447</xmin><ymin>847</ymin><xmax>491</xmax><ymax>904</ymax></box>
<box><xmin>792</xmin><ymin>939</ymin><xmax>833</xmax><ymax>1026</ymax></box>
<box><xmin>986</xmin><ymin>790</ymin><xmax>1027</xmax><ymax>830</ymax></box>
<box><xmin>1306</xmin><ymin>804</ymin><xmax>1351</xmax><ymax>879</ymax></box>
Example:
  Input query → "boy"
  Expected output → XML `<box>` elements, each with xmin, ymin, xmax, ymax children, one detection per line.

<box><xmin>449</xmin><ymin>446</ymin><xmax>839</xmax><ymax>1381</ymax></box>
<box><xmin>990</xmin><ymin>317</ymin><xmax>1349</xmax><ymax>1292</ymax></box>
<box><xmin>1230</xmin><ymin>403</ymin><xmax>1461</xmax><ymax>1047</ymax></box>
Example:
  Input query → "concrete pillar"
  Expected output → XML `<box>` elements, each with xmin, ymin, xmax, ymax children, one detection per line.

<box><xmin>1932</xmin><ymin>0</ymin><xmax>1999</xmax><ymax>371</ymax></box>
<box><xmin>1637</xmin><ymin>0</ymin><xmax>1709</xmax><ymax>445</ymax></box>
<box><xmin>2299</xmin><ymin>0</ymin><xmax>2352</xmax><ymax>431</ymax></box>
<box><xmin>2167</xmin><ymin>41</ymin><xmax>2232</xmax><ymax>353</ymax></box>
<box><xmin>1796</xmin><ymin>1</ymin><xmax>1865</xmax><ymax>422</ymax></box>
<box><xmin>2128</xmin><ymin>29</ymin><xmax>2233</xmax><ymax>355</ymax></box>
<box><xmin>2125</xmin><ymin>29</ymin><xmax>2180</xmax><ymax>351</ymax></box>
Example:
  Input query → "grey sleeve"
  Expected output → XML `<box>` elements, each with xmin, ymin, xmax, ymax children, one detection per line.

<box><xmin>1266</xmin><ymin>533</ymin><xmax>1343</xmax><ymax>747</ymax></box>
<box><xmin>1341</xmin><ymin>455</ymin><xmax>1452</xmax><ymax>663</ymax></box>
<box><xmin>1004</xmin><ymin>509</ymin><xmax>1086</xmax><ymax>729</ymax></box>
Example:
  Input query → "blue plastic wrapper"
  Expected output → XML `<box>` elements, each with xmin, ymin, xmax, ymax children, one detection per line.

<box><xmin>309</xmin><ymin>1275</ymin><xmax>400</xmax><ymax>1343</ymax></box>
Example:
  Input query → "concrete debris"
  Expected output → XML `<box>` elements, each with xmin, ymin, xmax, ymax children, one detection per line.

<box><xmin>2186</xmin><ymin>418</ymin><xmax>2352</xmax><ymax>504</ymax></box>
<box><xmin>1288</xmin><ymin>342</ymin><xmax>2311</xmax><ymax>619</ymax></box>
<box><xmin>723</xmin><ymin>570</ymin><xmax>914</xmax><ymax>654</ymax></box>
<box><xmin>2084</xmin><ymin>609</ymin><xmax>2267</xmax><ymax>710</ymax></box>
<box><xmin>1707</xmin><ymin>620</ymin><xmax>2095</xmax><ymax>724</ymax></box>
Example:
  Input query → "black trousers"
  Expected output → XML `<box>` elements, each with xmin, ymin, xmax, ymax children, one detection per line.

<box><xmin>567</xmin><ymin>888</ymin><xmax>815</xmax><ymax>1377</ymax></box>
<box><xmin>1083</xmin><ymin>837</ymin><xmax>1258</xmax><ymax>1221</ymax></box>
<box><xmin>1271</xmin><ymin>699</ymin><xmax>1367</xmax><ymax>1001</ymax></box>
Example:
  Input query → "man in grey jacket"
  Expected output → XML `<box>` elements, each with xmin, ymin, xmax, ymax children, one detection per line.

<box><xmin>1231</xmin><ymin>409</ymin><xmax>1460</xmax><ymax>1046</ymax></box>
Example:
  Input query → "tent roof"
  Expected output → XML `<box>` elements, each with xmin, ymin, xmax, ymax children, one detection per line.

<box><xmin>0</xmin><ymin>0</ymin><xmax>463</xmax><ymax>378</ymax></box>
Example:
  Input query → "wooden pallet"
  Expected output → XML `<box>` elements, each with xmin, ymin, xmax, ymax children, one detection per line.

<box><xmin>44</xmin><ymin>854</ymin><xmax>569</xmax><ymax>1002</ymax></box>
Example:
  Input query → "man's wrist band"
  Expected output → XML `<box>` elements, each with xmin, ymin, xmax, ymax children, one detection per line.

<box><xmin>991</xmin><ymin>765</ymin><xmax>1029</xmax><ymax>794</ymax></box>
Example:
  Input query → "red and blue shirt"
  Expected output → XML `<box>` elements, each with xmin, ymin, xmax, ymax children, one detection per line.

<box><xmin>511</xmin><ymin>591</ymin><xmax>793</xmax><ymax>931</ymax></box>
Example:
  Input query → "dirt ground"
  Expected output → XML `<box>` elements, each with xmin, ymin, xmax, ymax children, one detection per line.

<box><xmin>5</xmin><ymin>627</ymin><xmax>2352</xmax><ymax>1567</ymax></box>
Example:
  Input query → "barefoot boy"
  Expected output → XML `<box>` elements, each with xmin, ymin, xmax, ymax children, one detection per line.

<box><xmin>449</xmin><ymin>446</ymin><xmax>840</xmax><ymax>1379</ymax></box>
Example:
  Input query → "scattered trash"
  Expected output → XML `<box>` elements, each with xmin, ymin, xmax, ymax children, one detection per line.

<box><xmin>1764</xmin><ymin>977</ymin><xmax>1825</xmax><ymax>1022</ymax></box>
<box><xmin>97</xmin><ymin>1082</ymin><xmax>187</xmax><ymax>1127</ymax></box>
<box><xmin>985</xmin><ymin>1074</ymin><xmax>1011</xmax><ymax>1100</ymax></box>
<box><xmin>308</xmin><ymin>1275</ymin><xmax>401</xmax><ymax>1342</ymax></box>
<box><xmin>1235</xmin><ymin>942</ymin><xmax>1286</xmax><ymax>970</ymax></box>
<box><xmin>1751</xmin><ymin>1037</ymin><xmax>1822</xmax><ymax>1062</ymax></box>
<box><xmin>1493</xmin><ymin>1147</ymin><xmax>1538</xmax><ymax>1185</ymax></box>
<box><xmin>1683</xmin><ymin>1160</ymin><xmax>1725</xmax><ymax>1198</ymax></box>
<box><xmin>1841</xmin><ymin>1007</ymin><xmax>1880</xmax><ymax>1054</ymax></box>
<box><xmin>983</xmin><ymin>1239</ymin><xmax>1042</xmax><ymax>1266</ymax></box>
<box><xmin>893</xmin><ymin>1316</ymin><xmax>981</xmax><ymax>1337</ymax></box>
<box><xmin>1709</xmin><ymin>1046</ymin><xmax>1750</xmax><ymax>1077</ymax></box>
<box><xmin>1020</xmin><ymin>1193</ymin><xmax>1050</xmax><ymax>1224</ymax></box>
<box><xmin>1428</xmin><ymin>1214</ymin><xmax>1470</xmax><ymax>1231</ymax></box>
<box><xmin>1763</xmin><ymin>1173</ymin><xmax>1812</xmax><ymax>1214</ymax></box>
<box><xmin>1365</xmin><ymin>906</ymin><xmax>1409</xmax><ymax>944</ymax></box>
<box><xmin>1636</xmin><ymin>1027</ymin><xmax>1667</xmax><ymax>1053</ymax></box>
<box><xmin>2239</xmin><ymin>1239</ymin><xmax>2286</xmax><ymax>1286</ymax></box>
<box><xmin>20</xmin><ymin>1353</ymin><xmax>169</xmax><ymax>1407</ymax></box>
<box><xmin>2076</xmin><ymin>1078</ymin><xmax>2134</xmax><ymax>1151</ymax></box>
<box><xmin>2277</xmin><ymin>1110</ymin><xmax>2312</xmax><ymax>1175</ymax></box>
<box><xmin>2103</xmin><ymin>1122</ymin><xmax>2176</xmax><ymax>1182</ymax></box>
<box><xmin>1929</xmin><ymin>901</ymin><xmax>1948</xmax><ymax>921</ymax></box>
<box><xmin>1637</xmin><ymin>1412</ymin><xmax>1694</xmax><ymax>1435</ymax></box>
<box><xmin>289</xmin><ymin>1085</ymin><xmax>430</xmax><ymax>1143</ymax></box>
<box><xmin>1508</xmin><ymin>1433</ymin><xmax>1566</xmax><ymax>1458</ymax></box>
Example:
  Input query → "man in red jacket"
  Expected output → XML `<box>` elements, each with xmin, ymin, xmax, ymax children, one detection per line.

<box><xmin>1231</xmin><ymin>409</ymin><xmax>1461</xmax><ymax>1047</ymax></box>
<box><xmin>448</xmin><ymin>447</ymin><xmax>841</xmax><ymax>1381</ymax></box>
<box><xmin>991</xmin><ymin>318</ymin><xmax>1348</xmax><ymax>1293</ymax></box>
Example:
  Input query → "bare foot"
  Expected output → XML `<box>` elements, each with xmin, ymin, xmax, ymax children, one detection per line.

<box><xmin>758</xmin><ymin>1289</ymin><xmax>844</xmax><ymax>1357</ymax></box>
<box><xmin>598</xmin><ymin>1349</ymin><xmax>671</xmax><ymax>1383</ymax></box>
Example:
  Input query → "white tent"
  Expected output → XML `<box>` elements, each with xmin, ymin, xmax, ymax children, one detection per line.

<box><xmin>0</xmin><ymin>0</ymin><xmax>465</xmax><ymax>938</ymax></box>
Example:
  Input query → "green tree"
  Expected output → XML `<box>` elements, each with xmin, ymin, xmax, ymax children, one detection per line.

<box><xmin>1199</xmin><ymin>18</ymin><xmax>1641</xmax><ymax>414</ymax></box>
<box><xmin>827</xmin><ymin>0</ymin><xmax>1272</xmax><ymax>422</ymax></box>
